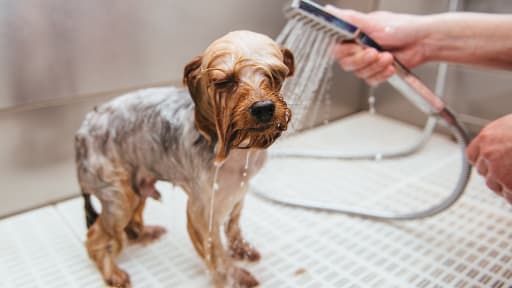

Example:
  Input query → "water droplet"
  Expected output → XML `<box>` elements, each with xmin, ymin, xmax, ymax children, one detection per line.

<box><xmin>213</xmin><ymin>182</ymin><xmax>219</xmax><ymax>191</ymax></box>
<box><xmin>368</xmin><ymin>94</ymin><xmax>376</xmax><ymax>114</ymax></box>
<box><xmin>245</xmin><ymin>151</ymin><xmax>251</xmax><ymax>170</ymax></box>
<box><xmin>242</xmin><ymin>172</ymin><xmax>247</xmax><ymax>177</ymax></box>
<box><xmin>240</xmin><ymin>181</ymin><xmax>245</xmax><ymax>188</ymax></box>
<box><xmin>205</xmin><ymin>237</ymin><xmax>213</xmax><ymax>261</ymax></box>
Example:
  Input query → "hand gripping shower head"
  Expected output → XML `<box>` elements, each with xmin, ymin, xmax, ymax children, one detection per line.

<box><xmin>290</xmin><ymin>0</ymin><xmax>445</xmax><ymax>115</ymax></box>
<box><xmin>253</xmin><ymin>0</ymin><xmax>473</xmax><ymax>220</ymax></box>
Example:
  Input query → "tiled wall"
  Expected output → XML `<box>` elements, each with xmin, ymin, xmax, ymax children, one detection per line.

<box><xmin>0</xmin><ymin>0</ymin><xmax>291</xmax><ymax>109</ymax></box>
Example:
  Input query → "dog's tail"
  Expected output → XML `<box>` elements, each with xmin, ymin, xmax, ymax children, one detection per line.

<box><xmin>83</xmin><ymin>192</ymin><xmax>99</xmax><ymax>229</ymax></box>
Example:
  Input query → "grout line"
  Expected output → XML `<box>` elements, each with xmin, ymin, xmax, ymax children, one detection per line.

<box><xmin>0</xmin><ymin>80</ymin><xmax>181</xmax><ymax>115</ymax></box>
<box><xmin>0</xmin><ymin>194</ymin><xmax>80</xmax><ymax>220</ymax></box>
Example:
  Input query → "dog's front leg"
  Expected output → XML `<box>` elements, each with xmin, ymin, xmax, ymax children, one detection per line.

<box><xmin>225</xmin><ymin>200</ymin><xmax>261</xmax><ymax>262</ymax></box>
<box><xmin>186</xmin><ymin>198</ymin><xmax>258</xmax><ymax>288</ymax></box>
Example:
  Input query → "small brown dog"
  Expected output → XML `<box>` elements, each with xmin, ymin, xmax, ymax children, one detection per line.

<box><xmin>75</xmin><ymin>30</ymin><xmax>294</xmax><ymax>287</ymax></box>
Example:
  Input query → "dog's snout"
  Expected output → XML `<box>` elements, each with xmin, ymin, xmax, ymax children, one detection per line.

<box><xmin>250</xmin><ymin>100</ymin><xmax>275</xmax><ymax>123</ymax></box>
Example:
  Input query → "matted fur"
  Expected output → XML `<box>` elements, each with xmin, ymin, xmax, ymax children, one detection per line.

<box><xmin>76</xmin><ymin>31</ymin><xmax>294</xmax><ymax>288</ymax></box>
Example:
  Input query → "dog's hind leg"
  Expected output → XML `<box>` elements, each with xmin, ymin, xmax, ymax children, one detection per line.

<box><xmin>225</xmin><ymin>200</ymin><xmax>261</xmax><ymax>262</ymax></box>
<box><xmin>85</xmin><ymin>170</ymin><xmax>140</xmax><ymax>288</ymax></box>
<box><xmin>125</xmin><ymin>194</ymin><xmax>167</xmax><ymax>245</ymax></box>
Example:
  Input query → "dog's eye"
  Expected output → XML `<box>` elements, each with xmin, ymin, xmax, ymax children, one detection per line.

<box><xmin>213</xmin><ymin>77</ymin><xmax>237</xmax><ymax>89</ymax></box>
<box><xmin>270</xmin><ymin>73</ymin><xmax>285</xmax><ymax>90</ymax></box>
<box><xmin>273</xmin><ymin>78</ymin><xmax>283</xmax><ymax>90</ymax></box>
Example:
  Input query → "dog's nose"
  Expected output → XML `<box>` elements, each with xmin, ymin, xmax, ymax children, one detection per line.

<box><xmin>250</xmin><ymin>100</ymin><xmax>275</xmax><ymax>123</ymax></box>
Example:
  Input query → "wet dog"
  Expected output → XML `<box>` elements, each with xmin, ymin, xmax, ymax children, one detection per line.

<box><xmin>75</xmin><ymin>30</ymin><xmax>294</xmax><ymax>287</ymax></box>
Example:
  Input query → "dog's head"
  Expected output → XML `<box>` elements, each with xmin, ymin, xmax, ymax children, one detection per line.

<box><xmin>183</xmin><ymin>30</ymin><xmax>294</xmax><ymax>164</ymax></box>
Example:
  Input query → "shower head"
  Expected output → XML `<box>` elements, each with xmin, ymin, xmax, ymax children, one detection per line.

<box><xmin>287</xmin><ymin>0</ymin><xmax>447</xmax><ymax>116</ymax></box>
<box><xmin>290</xmin><ymin>0</ymin><xmax>358</xmax><ymax>40</ymax></box>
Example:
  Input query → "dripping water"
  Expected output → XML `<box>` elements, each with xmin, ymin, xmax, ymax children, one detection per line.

<box><xmin>206</xmin><ymin>162</ymin><xmax>222</xmax><ymax>262</ymax></box>
<box><xmin>240</xmin><ymin>150</ymin><xmax>251</xmax><ymax>188</ymax></box>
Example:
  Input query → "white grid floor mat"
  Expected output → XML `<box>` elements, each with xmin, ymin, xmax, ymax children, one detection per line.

<box><xmin>1</xmin><ymin>112</ymin><xmax>511</xmax><ymax>288</ymax></box>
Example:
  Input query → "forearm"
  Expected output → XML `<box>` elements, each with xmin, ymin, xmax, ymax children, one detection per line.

<box><xmin>420</xmin><ymin>13</ymin><xmax>512</xmax><ymax>69</ymax></box>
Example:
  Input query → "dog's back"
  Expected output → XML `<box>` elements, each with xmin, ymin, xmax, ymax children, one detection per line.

<box><xmin>75</xmin><ymin>87</ymin><xmax>211</xmax><ymax>221</ymax></box>
<box><xmin>76</xmin><ymin>86</ymin><xmax>193</xmax><ymax>154</ymax></box>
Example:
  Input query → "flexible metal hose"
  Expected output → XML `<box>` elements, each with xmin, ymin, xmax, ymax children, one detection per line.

<box><xmin>253</xmin><ymin>109</ymin><xmax>472</xmax><ymax>220</ymax></box>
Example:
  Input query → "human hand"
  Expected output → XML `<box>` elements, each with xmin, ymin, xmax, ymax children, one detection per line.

<box><xmin>466</xmin><ymin>114</ymin><xmax>512</xmax><ymax>203</ymax></box>
<box><xmin>324</xmin><ymin>6</ymin><xmax>430</xmax><ymax>85</ymax></box>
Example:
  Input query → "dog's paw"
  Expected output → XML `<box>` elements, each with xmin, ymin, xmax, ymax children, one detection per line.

<box><xmin>228</xmin><ymin>266</ymin><xmax>259</xmax><ymax>288</ymax></box>
<box><xmin>106</xmin><ymin>267</ymin><xmax>131</xmax><ymax>288</ymax></box>
<box><xmin>230</xmin><ymin>241</ymin><xmax>261</xmax><ymax>262</ymax></box>
<box><xmin>129</xmin><ymin>225</ymin><xmax>167</xmax><ymax>245</ymax></box>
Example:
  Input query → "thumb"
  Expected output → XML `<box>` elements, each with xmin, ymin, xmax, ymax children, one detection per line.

<box><xmin>324</xmin><ymin>5</ymin><xmax>371</xmax><ymax>30</ymax></box>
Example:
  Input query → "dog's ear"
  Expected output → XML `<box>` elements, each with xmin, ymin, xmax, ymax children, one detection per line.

<box><xmin>280</xmin><ymin>46</ymin><xmax>295</xmax><ymax>77</ymax></box>
<box><xmin>183</xmin><ymin>55</ymin><xmax>203</xmax><ymax>89</ymax></box>
<box><xmin>183</xmin><ymin>55</ymin><xmax>217</xmax><ymax>144</ymax></box>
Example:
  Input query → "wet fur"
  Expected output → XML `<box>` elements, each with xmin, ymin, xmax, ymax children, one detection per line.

<box><xmin>75</xmin><ymin>30</ymin><xmax>294</xmax><ymax>288</ymax></box>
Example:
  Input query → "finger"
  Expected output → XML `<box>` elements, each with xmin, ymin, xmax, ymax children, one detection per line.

<box><xmin>333</xmin><ymin>43</ymin><xmax>363</xmax><ymax>59</ymax></box>
<box><xmin>465</xmin><ymin>138</ymin><xmax>480</xmax><ymax>164</ymax></box>
<box><xmin>476</xmin><ymin>158</ymin><xmax>489</xmax><ymax>176</ymax></box>
<box><xmin>367</xmin><ymin>66</ymin><xmax>395</xmax><ymax>86</ymax></box>
<box><xmin>355</xmin><ymin>52</ymin><xmax>394</xmax><ymax>80</ymax></box>
<box><xmin>338</xmin><ymin>48</ymin><xmax>378</xmax><ymax>72</ymax></box>
<box><xmin>486</xmin><ymin>177</ymin><xmax>503</xmax><ymax>195</ymax></box>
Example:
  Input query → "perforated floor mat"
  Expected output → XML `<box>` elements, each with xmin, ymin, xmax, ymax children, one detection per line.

<box><xmin>1</xmin><ymin>112</ymin><xmax>511</xmax><ymax>288</ymax></box>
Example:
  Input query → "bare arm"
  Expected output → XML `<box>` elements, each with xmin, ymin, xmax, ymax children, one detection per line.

<box><xmin>325</xmin><ymin>6</ymin><xmax>512</xmax><ymax>84</ymax></box>
<box><xmin>423</xmin><ymin>13</ymin><xmax>512</xmax><ymax>69</ymax></box>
